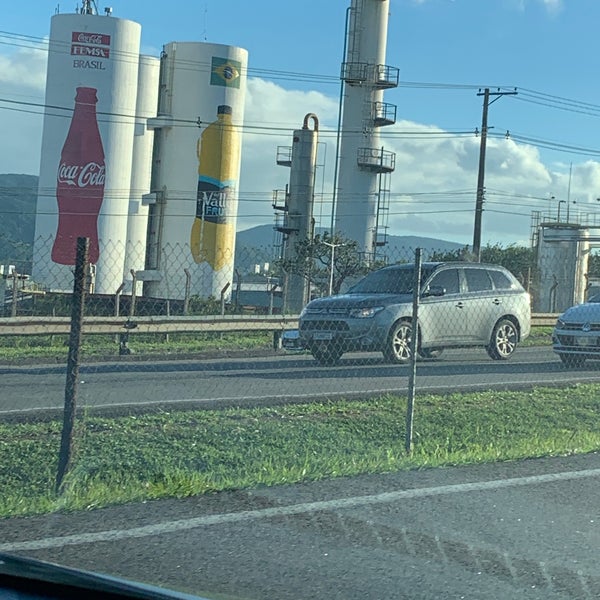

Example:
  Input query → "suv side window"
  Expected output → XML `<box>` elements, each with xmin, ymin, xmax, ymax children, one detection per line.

<box><xmin>429</xmin><ymin>268</ymin><xmax>460</xmax><ymax>294</ymax></box>
<box><xmin>464</xmin><ymin>268</ymin><xmax>493</xmax><ymax>292</ymax></box>
<box><xmin>488</xmin><ymin>269</ymin><xmax>515</xmax><ymax>290</ymax></box>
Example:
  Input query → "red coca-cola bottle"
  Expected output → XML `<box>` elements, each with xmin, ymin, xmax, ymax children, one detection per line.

<box><xmin>52</xmin><ymin>86</ymin><xmax>106</xmax><ymax>265</ymax></box>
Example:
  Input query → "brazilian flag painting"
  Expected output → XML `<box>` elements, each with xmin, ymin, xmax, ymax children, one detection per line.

<box><xmin>211</xmin><ymin>57</ymin><xmax>242</xmax><ymax>88</ymax></box>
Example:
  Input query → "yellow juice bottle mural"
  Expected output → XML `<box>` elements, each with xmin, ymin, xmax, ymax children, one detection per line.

<box><xmin>190</xmin><ymin>104</ymin><xmax>240</xmax><ymax>271</ymax></box>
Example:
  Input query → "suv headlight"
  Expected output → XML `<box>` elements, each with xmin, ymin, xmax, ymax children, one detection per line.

<box><xmin>349</xmin><ymin>306</ymin><xmax>384</xmax><ymax>319</ymax></box>
<box><xmin>555</xmin><ymin>318</ymin><xmax>567</xmax><ymax>330</ymax></box>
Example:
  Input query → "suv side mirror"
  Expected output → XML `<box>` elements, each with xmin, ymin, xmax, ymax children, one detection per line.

<box><xmin>422</xmin><ymin>285</ymin><xmax>446</xmax><ymax>298</ymax></box>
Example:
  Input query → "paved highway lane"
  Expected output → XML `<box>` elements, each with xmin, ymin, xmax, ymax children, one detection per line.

<box><xmin>2</xmin><ymin>453</ymin><xmax>600</xmax><ymax>599</ymax></box>
<box><xmin>1</xmin><ymin>346</ymin><xmax>599</xmax><ymax>415</ymax></box>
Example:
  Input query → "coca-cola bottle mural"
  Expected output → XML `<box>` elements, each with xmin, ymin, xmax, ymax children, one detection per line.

<box><xmin>52</xmin><ymin>86</ymin><xmax>106</xmax><ymax>265</ymax></box>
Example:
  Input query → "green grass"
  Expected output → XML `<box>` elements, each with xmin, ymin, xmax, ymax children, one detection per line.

<box><xmin>0</xmin><ymin>326</ymin><xmax>552</xmax><ymax>362</ymax></box>
<box><xmin>1</xmin><ymin>384</ymin><xmax>600</xmax><ymax>518</ymax></box>
<box><xmin>522</xmin><ymin>326</ymin><xmax>552</xmax><ymax>347</ymax></box>
<box><xmin>0</xmin><ymin>332</ymin><xmax>273</xmax><ymax>361</ymax></box>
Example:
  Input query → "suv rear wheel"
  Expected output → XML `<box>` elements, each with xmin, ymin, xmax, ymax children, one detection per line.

<box><xmin>486</xmin><ymin>318</ymin><xmax>518</xmax><ymax>360</ymax></box>
<box><xmin>383</xmin><ymin>320</ymin><xmax>413</xmax><ymax>364</ymax></box>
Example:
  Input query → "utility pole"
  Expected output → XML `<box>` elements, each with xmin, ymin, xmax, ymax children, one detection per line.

<box><xmin>324</xmin><ymin>240</ymin><xmax>345</xmax><ymax>296</ymax></box>
<box><xmin>472</xmin><ymin>87</ymin><xmax>517</xmax><ymax>261</ymax></box>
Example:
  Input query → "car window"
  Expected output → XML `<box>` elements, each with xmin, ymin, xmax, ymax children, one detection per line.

<box><xmin>428</xmin><ymin>268</ymin><xmax>460</xmax><ymax>294</ymax></box>
<box><xmin>464</xmin><ymin>268</ymin><xmax>493</xmax><ymax>292</ymax></box>
<box><xmin>348</xmin><ymin>268</ymin><xmax>414</xmax><ymax>294</ymax></box>
<box><xmin>488</xmin><ymin>269</ymin><xmax>515</xmax><ymax>290</ymax></box>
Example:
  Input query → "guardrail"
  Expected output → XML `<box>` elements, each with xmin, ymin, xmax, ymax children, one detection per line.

<box><xmin>531</xmin><ymin>313</ymin><xmax>559</xmax><ymax>326</ymax></box>
<box><xmin>0</xmin><ymin>313</ymin><xmax>557</xmax><ymax>336</ymax></box>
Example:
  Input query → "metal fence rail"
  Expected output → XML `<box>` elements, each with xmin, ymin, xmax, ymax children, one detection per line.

<box><xmin>0</xmin><ymin>314</ymin><xmax>300</xmax><ymax>336</ymax></box>
<box><xmin>0</xmin><ymin>313</ymin><xmax>557</xmax><ymax>336</ymax></box>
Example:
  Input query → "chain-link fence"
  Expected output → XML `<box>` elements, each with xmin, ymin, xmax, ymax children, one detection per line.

<box><xmin>3</xmin><ymin>232</ymin><xmax>600</xmax><ymax>600</ymax></box>
<box><xmin>4</xmin><ymin>233</ymin><xmax>584</xmax><ymax>318</ymax></box>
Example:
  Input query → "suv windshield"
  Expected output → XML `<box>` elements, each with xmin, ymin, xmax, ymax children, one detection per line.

<box><xmin>348</xmin><ymin>266</ymin><xmax>436</xmax><ymax>295</ymax></box>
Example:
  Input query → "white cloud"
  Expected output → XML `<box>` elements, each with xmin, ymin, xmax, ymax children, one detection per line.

<box><xmin>414</xmin><ymin>0</ymin><xmax>562</xmax><ymax>15</ymax></box>
<box><xmin>0</xmin><ymin>46</ymin><xmax>47</xmax><ymax>91</ymax></box>
<box><xmin>237</xmin><ymin>89</ymin><xmax>577</xmax><ymax>246</ymax></box>
<box><xmin>0</xmin><ymin>46</ymin><xmax>47</xmax><ymax>174</ymax></box>
<box><xmin>508</xmin><ymin>0</ymin><xmax>563</xmax><ymax>14</ymax></box>
<box><xmin>238</xmin><ymin>78</ymin><xmax>339</xmax><ymax>232</ymax></box>
<box><xmin>540</xmin><ymin>0</ymin><xmax>563</xmax><ymax>15</ymax></box>
<box><xmin>1</xmin><ymin>49</ymin><xmax>597</xmax><ymax>248</ymax></box>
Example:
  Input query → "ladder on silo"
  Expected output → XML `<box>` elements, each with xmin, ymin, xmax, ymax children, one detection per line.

<box><xmin>346</xmin><ymin>0</ymin><xmax>364</xmax><ymax>66</ymax></box>
<box><xmin>373</xmin><ymin>170</ymin><xmax>391</xmax><ymax>263</ymax></box>
<box><xmin>530</xmin><ymin>210</ymin><xmax>541</xmax><ymax>250</ymax></box>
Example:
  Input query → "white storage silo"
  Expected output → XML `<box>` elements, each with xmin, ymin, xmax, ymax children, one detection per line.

<box><xmin>123</xmin><ymin>54</ymin><xmax>160</xmax><ymax>294</ymax></box>
<box><xmin>145</xmin><ymin>41</ymin><xmax>248</xmax><ymax>300</ymax></box>
<box><xmin>32</xmin><ymin>10</ymin><xmax>141</xmax><ymax>294</ymax></box>
<box><xmin>536</xmin><ymin>223</ymin><xmax>590</xmax><ymax>312</ymax></box>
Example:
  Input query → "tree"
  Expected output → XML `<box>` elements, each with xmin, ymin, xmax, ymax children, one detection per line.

<box><xmin>428</xmin><ymin>246</ymin><xmax>472</xmax><ymax>262</ymax></box>
<box><xmin>276</xmin><ymin>232</ymin><xmax>371</xmax><ymax>296</ymax></box>
<box><xmin>588</xmin><ymin>252</ymin><xmax>600</xmax><ymax>278</ymax></box>
<box><xmin>480</xmin><ymin>243</ymin><xmax>534</xmax><ymax>284</ymax></box>
<box><xmin>430</xmin><ymin>243</ymin><xmax>535</xmax><ymax>286</ymax></box>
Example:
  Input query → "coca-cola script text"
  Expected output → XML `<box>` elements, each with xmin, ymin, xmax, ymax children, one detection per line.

<box><xmin>71</xmin><ymin>32</ymin><xmax>111</xmax><ymax>46</ymax></box>
<box><xmin>58</xmin><ymin>162</ymin><xmax>106</xmax><ymax>187</ymax></box>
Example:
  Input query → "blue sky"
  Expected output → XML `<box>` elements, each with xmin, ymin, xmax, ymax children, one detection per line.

<box><xmin>2</xmin><ymin>0</ymin><xmax>600</xmax><ymax>246</ymax></box>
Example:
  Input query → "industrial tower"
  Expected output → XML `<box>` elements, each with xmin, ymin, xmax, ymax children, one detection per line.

<box><xmin>335</xmin><ymin>0</ymin><xmax>398</xmax><ymax>260</ymax></box>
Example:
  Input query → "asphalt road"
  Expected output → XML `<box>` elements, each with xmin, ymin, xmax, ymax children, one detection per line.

<box><xmin>1</xmin><ymin>346</ymin><xmax>599</xmax><ymax>416</ymax></box>
<box><xmin>2</xmin><ymin>452</ymin><xmax>600</xmax><ymax>599</ymax></box>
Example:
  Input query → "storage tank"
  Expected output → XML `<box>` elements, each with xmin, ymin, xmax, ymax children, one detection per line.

<box><xmin>145</xmin><ymin>41</ymin><xmax>248</xmax><ymax>300</ymax></box>
<box><xmin>32</xmin><ymin>10</ymin><xmax>141</xmax><ymax>294</ymax></box>
<box><xmin>536</xmin><ymin>223</ymin><xmax>590</xmax><ymax>312</ymax></box>
<box><xmin>123</xmin><ymin>54</ymin><xmax>160</xmax><ymax>295</ymax></box>
<box><xmin>281</xmin><ymin>114</ymin><xmax>319</xmax><ymax>313</ymax></box>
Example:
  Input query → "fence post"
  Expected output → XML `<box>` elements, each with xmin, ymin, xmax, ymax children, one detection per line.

<box><xmin>405</xmin><ymin>247</ymin><xmax>421</xmax><ymax>454</ymax></box>
<box><xmin>269</xmin><ymin>284</ymin><xmax>277</xmax><ymax>315</ymax></box>
<box><xmin>114</xmin><ymin>282</ymin><xmax>125</xmax><ymax>317</ymax></box>
<box><xmin>234</xmin><ymin>269</ymin><xmax>242</xmax><ymax>312</ymax></box>
<box><xmin>11</xmin><ymin>270</ymin><xmax>18</xmax><ymax>318</ymax></box>
<box><xmin>0</xmin><ymin>274</ymin><xmax>6</xmax><ymax>317</ymax></box>
<box><xmin>56</xmin><ymin>236</ymin><xmax>89</xmax><ymax>492</ymax></box>
<box><xmin>165</xmin><ymin>299</ymin><xmax>171</xmax><ymax>343</ymax></box>
<box><xmin>220</xmin><ymin>282</ymin><xmax>231</xmax><ymax>316</ymax></box>
<box><xmin>114</xmin><ymin>282</ymin><xmax>125</xmax><ymax>344</ymax></box>
<box><xmin>183</xmin><ymin>268</ymin><xmax>191</xmax><ymax>315</ymax></box>
<box><xmin>129</xmin><ymin>269</ymin><xmax>137</xmax><ymax>317</ymax></box>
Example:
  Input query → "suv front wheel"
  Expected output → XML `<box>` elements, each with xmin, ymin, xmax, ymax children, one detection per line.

<box><xmin>486</xmin><ymin>318</ymin><xmax>518</xmax><ymax>360</ymax></box>
<box><xmin>383</xmin><ymin>320</ymin><xmax>413</xmax><ymax>364</ymax></box>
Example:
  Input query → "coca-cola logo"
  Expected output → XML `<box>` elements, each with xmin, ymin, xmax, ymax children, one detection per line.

<box><xmin>78</xmin><ymin>33</ymin><xmax>103</xmax><ymax>44</ymax></box>
<box><xmin>71</xmin><ymin>31</ymin><xmax>111</xmax><ymax>46</ymax></box>
<box><xmin>58</xmin><ymin>162</ymin><xmax>106</xmax><ymax>187</ymax></box>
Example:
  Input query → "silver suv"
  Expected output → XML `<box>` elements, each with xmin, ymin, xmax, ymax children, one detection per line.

<box><xmin>299</xmin><ymin>261</ymin><xmax>531</xmax><ymax>365</ymax></box>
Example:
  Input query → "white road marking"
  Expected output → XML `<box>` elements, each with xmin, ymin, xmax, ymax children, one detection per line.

<box><xmin>2</xmin><ymin>467</ymin><xmax>600</xmax><ymax>552</ymax></box>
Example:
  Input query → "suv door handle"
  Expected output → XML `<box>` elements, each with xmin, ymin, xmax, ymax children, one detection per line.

<box><xmin>492</xmin><ymin>298</ymin><xmax>502</xmax><ymax>305</ymax></box>
<box><xmin>455</xmin><ymin>302</ymin><xmax>464</xmax><ymax>309</ymax></box>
